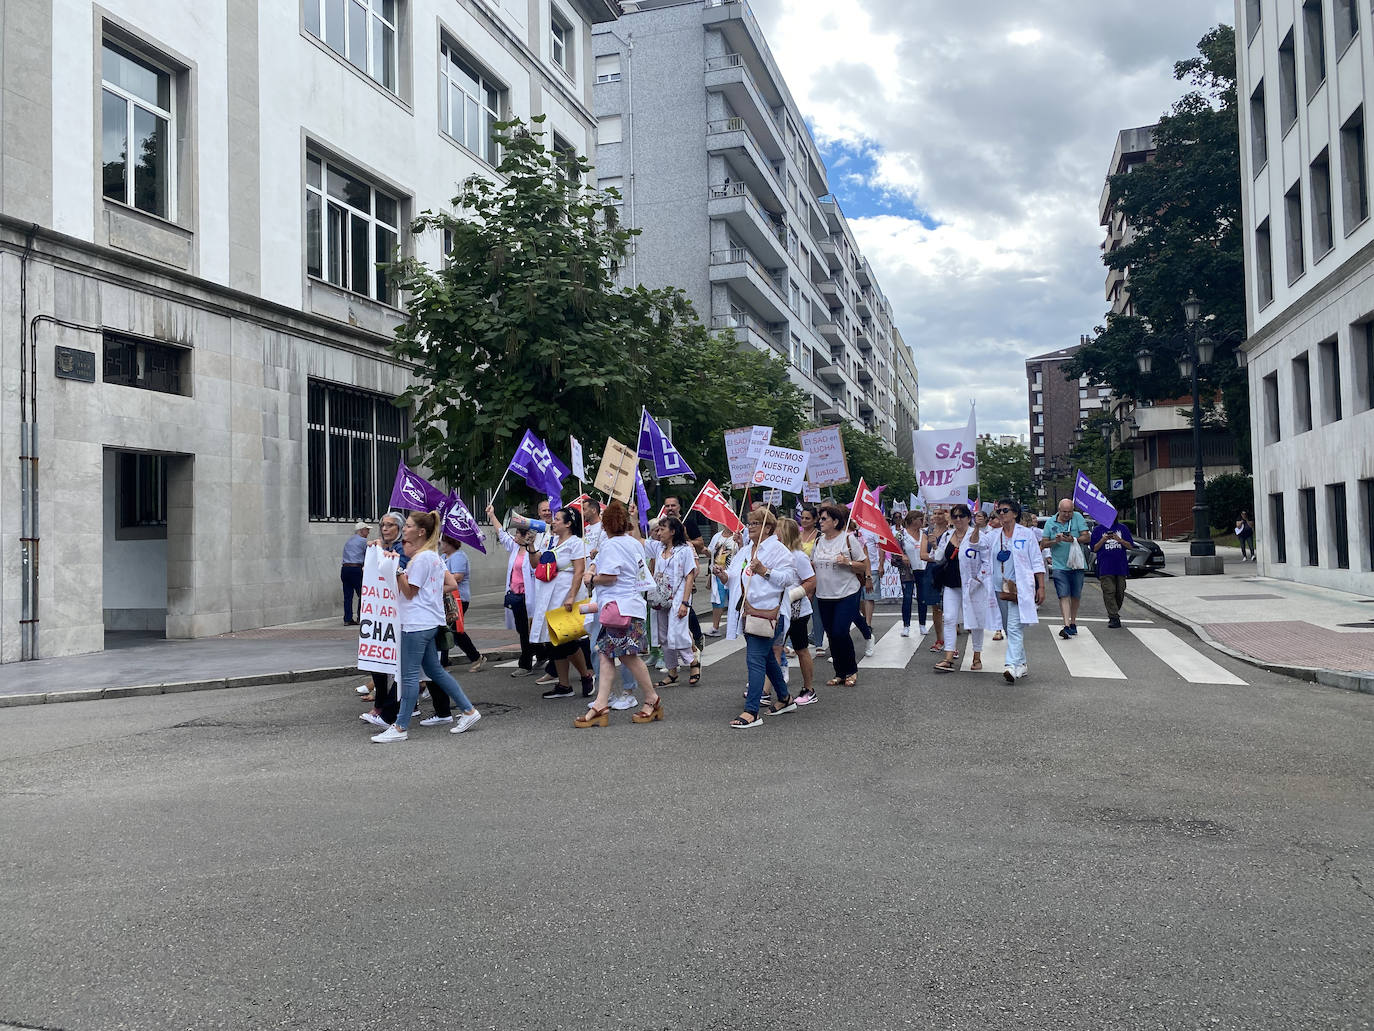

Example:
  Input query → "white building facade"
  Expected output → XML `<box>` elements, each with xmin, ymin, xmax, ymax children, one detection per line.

<box><xmin>589</xmin><ymin>0</ymin><xmax>917</xmax><ymax>448</ymax></box>
<box><xmin>0</xmin><ymin>0</ymin><xmax>616</xmax><ymax>661</ymax></box>
<box><xmin>1235</xmin><ymin>0</ymin><xmax>1374</xmax><ymax>591</ymax></box>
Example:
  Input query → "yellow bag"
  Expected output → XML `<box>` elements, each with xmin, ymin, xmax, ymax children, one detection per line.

<box><xmin>546</xmin><ymin>604</ymin><xmax>589</xmax><ymax>646</ymax></box>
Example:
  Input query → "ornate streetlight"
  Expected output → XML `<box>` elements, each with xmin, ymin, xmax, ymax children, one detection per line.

<box><xmin>1182</xmin><ymin>291</ymin><xmax>1219</xmax><ymax>571</ymax></box>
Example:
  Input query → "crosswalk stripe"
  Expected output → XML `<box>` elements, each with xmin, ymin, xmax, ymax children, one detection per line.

<box><xmin>861</xmin><ymin>622</ymin><xmax>925</xmax><ymax>668</ymax></box>
<box><xmin>1049</xmin><ymin>624</ymin><xmax>1127</xmax><ymax>679</ymax></box>
<box><xmin>696</xmin><ymin>634</ymin><xmax>746</xmax><ymax>667</ymax></box>
<box><xmin>494</xmin><ymin>659</ymin><xmax>520</xmax><ymax>668</ymax></box>
<box><xmin>960</xmin><ymin>631</ymin><xmax>1008</xmax><ymax>672</ymax></box>
<box><xmin>1128</xmin><ymin>628</ymin><xmax>1247</xmax><ymax>685</ymax></box>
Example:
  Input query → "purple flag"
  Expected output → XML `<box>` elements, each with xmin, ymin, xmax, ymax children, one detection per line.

<box><xmin>389</xmin><ymin>460</ymin><xmax>448</xmax><ymax>513</ymax></box>
<box><xmin>634</xmin><ymin>469</ymin><xmax>651</xmax><ymax>535</ymax></box>
<box><xmin>440</xmin><ymin>492</ymin><xmax>487</xmax><ymax>554</ymax></box>
<box><xmin>508</xmin><ymin>430</ymin><xmax>570</xmax><ymax>500</ymax></box>
<box><xmin>637</xmin><ymin>410</ymin><xmax>694</xmax><ymax>480</ymax></box>
<box><xmin>1073</xmin><ymin>468</ymin><xmax>1118</xmax><ymax>526</ymax></box>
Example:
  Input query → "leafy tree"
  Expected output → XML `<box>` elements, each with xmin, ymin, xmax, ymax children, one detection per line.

<box><xmin>974</xmin><ymin>436</ymin><xmax>1033</xmax><ymax>505</ymax></box>
<box><xmin>386</xmin><ymin>116</ymin><xmax>706</xmax><ymax>491</ymax></box>
<box><xmin>1065</xmin><ymin>412</ymin><xmax>1134</xmax><ymax>513</ymax></box>
<box><xmin>831</xmin><ymin>427</ymin><xmax>917</xmax><ymax>502</ymax></box>
<box><xmin>1204</xmin><ymin>471</ymin><xmax>1255</xmax><ymax>531</ymax></box>
<box><xmin>1067</xmin><ymin>24</ymin><xmax>1252</xmax><ymax>472</ymax></box>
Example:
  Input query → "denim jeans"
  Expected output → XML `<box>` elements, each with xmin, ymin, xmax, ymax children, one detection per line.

<box><xmin>744</xmin><ymin>616</ymin><xmax>788</xmax><ymax>715</ymax></box>
<box><xmin>816</xmin><ymin>589</ymin><xmax>863</xmax><ymax>676</ymax></box>
<box><xmin>998</xmin><ymin>599</ymin><xmax>1026</xmax><ymax>671</ymax></box>
<box><xmin>900</xmin><ymin>579</ymin><xmax>927</xmax><ymax>628</ymax></box>
<box><xmin>398</xmin><ymin>626</ymin><xmax>473</xmax><ymax>731</ymax></box>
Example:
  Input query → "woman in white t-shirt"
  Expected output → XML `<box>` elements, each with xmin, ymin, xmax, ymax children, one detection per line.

<box><xmin>369</xmin><ymin>510</ymin><xmax>480</xmax><ymax>744</ymax></box>
<box><xmin>576</xmin><ymin>501</ymin><xmax>663</xmax><ymax>727</ymax></box>
<box><xmin>723</xmin><ymin>509</ymin><xmax>800</xmax><ymax>728</ymax></box>
<box><xmin>526</xmin><ymin>506</ymin><xmax>592</xmax><ymax>699</ymax></box>
<box><xmin>706</xmin><ymin>524</ymin><xmax>739</xmax><ymax>637</ymax></box>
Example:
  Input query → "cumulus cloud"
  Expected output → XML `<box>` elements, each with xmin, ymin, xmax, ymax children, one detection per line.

<box><xmin>749</xmin><ymin>0</ymin><xmax>1233</xmax><ymax>436</ymax></box>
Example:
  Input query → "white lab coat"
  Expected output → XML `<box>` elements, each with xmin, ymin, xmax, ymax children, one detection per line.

<box><xmin>496</xmin><ymin>527</ymin><xmax>531</xmax><ymax>632</ymax></box>
<box><xmin>987</xmin><ymin>523</ymin><xmax>1046</xmax><ymax>626</ymax></box>
<box><xmin>936</xmin><ymin>528</ymin><xmax>993</xmax><ymax>630</ymax></box>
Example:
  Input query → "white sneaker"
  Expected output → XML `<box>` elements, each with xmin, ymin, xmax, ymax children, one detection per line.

<box><xmin>419</xmin><ymin>715</ymin><xmax>453</xmax><ymax>726</ymax></box>
<box><xmin>451</xmin><ymin>710</ymin><xmax>482</xmax><ymax>734</ymax></box>
<box><xmin>355</xmin><ymin>683</ymin><xmax>371</xmax><ymax>696</ymax></box>
<box><xmin>371</xmin><ymin>725</ymin><xmax>407</xmax><ymax>743</ymax></box>
<box><xmin>609</xmin><ymin>691</ymin><xmax>638</xmax><ymax>711</ymax></box>
<box><xmin>705</xmin><ymin>628</ymin><xmax>722</xmax><ymax>637</ymax></box>
<box><xmin>412</xmin><ymin>707</ymin><xmax>421</xmax><ymax>718</ymax></box>
<box><xmin>900</xmin><ymin>626</ymin><xmax>911</xmax><ymax>638</ymax></box>
<box><xmin>784</xmin><ymin>646</ymin><xmax>796</xmax><ymax>657</ymax></box>
<box><xmin>1014</xmin><ymin>664</ymin><xmax>1029</xmax><ymax>680</ymax></box>
<box><xmin>865</xmin><ymin>641</ymin><xmax>875</xmax><ymax>658</ymax></box>
<box><xmin>815</xmin><ymin>647</ymin><xmax>828</xmax><ymax>659</ymax></box>
<box><xmin>360</xmin><ymin>712</ymin><xmax>387</xmax><ymax>728</ymax></box>
<box><xmin>919</xmin><ymin>624</ymin><xmax>930</xmax><ymax>636</ymax></box>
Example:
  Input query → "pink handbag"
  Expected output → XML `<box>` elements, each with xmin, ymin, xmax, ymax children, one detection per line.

<box><xmin>599</xmin><ymin>601</ymin><xmax>632</xmax><ymax>628</ymax></box>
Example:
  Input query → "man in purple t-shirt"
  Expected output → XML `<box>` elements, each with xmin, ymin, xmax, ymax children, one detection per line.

<box><xmin>1090</xmin><ymin>519</ymin><xmax>1135</xmax><ymax>628</ymax></box>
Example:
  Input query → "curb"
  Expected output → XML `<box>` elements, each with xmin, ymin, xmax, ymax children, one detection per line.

<box><xmin>1127</xmin><ymin>593</ymin><xmax>1374</xmax><ymax>695</ymax></box>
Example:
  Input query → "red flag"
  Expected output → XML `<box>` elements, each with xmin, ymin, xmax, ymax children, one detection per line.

<box><xmin>690</xmin><ymin>479</ymin><xmax>745</xmax><ymax>534</ymax></box>
<box><xmin>570</xmin><ymin>493</ymin><xmax>591</xmax><ymax>510</ymax></box>
<box><xmin>851</xmin><ymin>478</ymin><xmax>902</xmax><ymax>555</ymax></box>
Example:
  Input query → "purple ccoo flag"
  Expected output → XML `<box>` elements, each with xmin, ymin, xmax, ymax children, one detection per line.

<box><xmin>634</xmin><ymin>468</ymin><xmax>651</xmax><ymax>535</ymax></box>
<box><xmin>440</xmin><ymin>492</ymin><xmax>487</xmax><ymax>554</ymax></box>
<box><xmin>389</xmin><ymin>460</ymin><xmax>448</xmax><ymax>513</ymax></box>
<box><xmin>637</xmin><ymin>410</ymin><xmax>694</xmax><ymax>480</ymax></box>
<box><xmin>508</xmin><ymin>430</ymin><xmax>570</xmax><ymax>501</ymax></box>
<box><xmin>1072</xmin><ymin>468</ymin><xmax>1118</xmax><ymax>527</ymax></box>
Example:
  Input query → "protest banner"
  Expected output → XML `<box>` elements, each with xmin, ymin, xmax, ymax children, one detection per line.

<box><xmin>569</xmin><ymin>435</ymin><xmax>585</xmax><ymax>481</ymax></box>
<box><xmin>690</xmin><ymin>480</ymin><xmax>744</xmax><ymax>534</ymax></box>
<box><xmin>1073</xmin><ymin>469</ymin><xmax>1117</xmax><ymax>526</ymax></box>
<box><xmin>849</xmin><ymin>477</ymin><xmax>902</xmax><ymax>555</ymax></box>
<box><xmin>803</xmin><ymin>484</ymin><xmax>821</xmax><ymax>503</ymax></box>
<box><xmin>389</xmin><ymin>460</ymin><xmax>447</xmax><ymax>513</ymax></box>
<box><xmin>751</xmin><ymin>443</ymin><xmax>809</xmax><ymax>493</ymax></box>
<box><xmin>911</xmin><ymin>408</ymin><xmax>978</xmax><ymax>491</ymax></box>
<box><xmin>594</xmin><ymin>436</ymin><xmax>638</xmax><ymax>503</ymax></box>
<box><xmin>879</xmin><ymin>560</ymin><xmax>902</xmax><ymax>600</ymax></box>
<box><xmin>725</xmin><ymin>425</ymin><xmax>772</xmax><ymax>487</ymax></box>
<box><xmin>357</xmin><ymin>547</ymin><xmax>399</xmax><ymax>675</ymax></box>
<box><xmin>918</xmin><ymin>484</ymin><xmax>970</xmax><ymax>508</ymax></box>
<box><xmin>638</xmin><ymin>410</ymin><xmax>694</xmax><ymax>479</ymax></box>
<box><xmin>440</xmin><ymin>493</ymin><xmax>486</xmax><ymax>554</ymax></box>
<box><xmin>798</xmin><ymin>425</ymin><xmax>848</xmax><ymax>487</ymax></box>
<box><xmin>762</xmin><ymin>489</ymin><xmax>782</xmax><ymax>505</ymax></box>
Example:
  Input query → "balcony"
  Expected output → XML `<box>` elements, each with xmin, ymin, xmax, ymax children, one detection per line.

<box><xmin>856</xmin><ymin>260</ymin><xmax>872</xmax><ymax>287</ymax></box>
<box><xmin>856</xmin><ymin>363</ymin><xmax>873</xmax><ymax>383</ymax></box>
<box><xmin>709</xmin><ymin>247</ymin><xmax>789</xmax><ymax>322</ymax></box>
<box><xmin>856</xmin><ymin>290</ymin><xmax>872</xmax><ymax>318</ymax></box>
<box><xmin>704</xmin><ymin>55</ymin><xmax>785</xmax><ymax>160</ymax></box>
<box><xmin>818</xmin><ymin>276</ymin><xmax>841</xmax><ymax>304</ymax></box>
<box><xmin>818</xmin><ymin>195</ymin><xmax>843</xmax><ymax>232</ymax></box>
<box><xmin>708</xmin><ymin>182</ymin><xmax>787</xmax><ymax>267</ymax></box>
<box><xmin>819</xmin><ymin>396</ymin><xmax>844</xmax><ymax>422</ymax></box>
<box><xmin>819</xmin><ymin>238</ymin><xmax>841</xmax><ymax>271</ymax></box>
<box><xmin>816</xmin><ymin>320</ymin><xmax>843</xmax><ymax>345</ymax></box>
<box><xmin>858</xmin><ymin>392</ymin><xmax>875</xmax><ymax>414</ymax></box>
<box><xmin>856</xmin><ymin>324</ymin><xmax>872</xmax><ymax>352</ymax></box>
<box><xmin>706</xmin><ymin>117</ymin><xmax>783</xmax><ymax>208</ymax></box>
<box><xmin>816</xmin><ymin>362</ymin><xmax>845</xmax><ymax>385</ymax></box>
<box><xmin>711</xmin><ymin>311</ymin><xmax>787</xmax><ymax>357</ymax></box>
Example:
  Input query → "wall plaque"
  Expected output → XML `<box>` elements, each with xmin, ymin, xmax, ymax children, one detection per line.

<box><xmin>54</xmin><ymin>346</ymin><xmax>96</xmax><ymax>383</ymax></box>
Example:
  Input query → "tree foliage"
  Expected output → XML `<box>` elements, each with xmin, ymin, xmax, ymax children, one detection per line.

<box><xmin>826</xmin><ymin>427</ymin><xmax>917</xmax><ymax>502</ymax></box>
<box><xmin>1204</xmin><ymin>471</ymin><xmax>1255</xmax><ymax>530</ymax></box>
<box><xmin>1066</xmin><ymin>411</ymin><xmax>1134</xmax><ymax>513</ymax></box>
<box><xmin>974</xmin><ymin>437</ymin><xmax>1033</xmax><ymax>505</ymax></box>
<box><xmin>1067</xmin><ymin>24</ymin><xmax>1252</xmax><ymax>472</ymax></box>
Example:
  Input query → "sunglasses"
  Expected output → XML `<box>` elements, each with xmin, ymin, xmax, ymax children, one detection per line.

<box><xmin>996</xmin><ymin>507</ymin><xmax>1012</xmax><ymax>514</ymax></box>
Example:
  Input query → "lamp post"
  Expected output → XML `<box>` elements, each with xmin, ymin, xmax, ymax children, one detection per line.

<box><xmin>1181</xmin><ymin>291</ymin><xmax>1220</xmax><ymax>572</ymax></box>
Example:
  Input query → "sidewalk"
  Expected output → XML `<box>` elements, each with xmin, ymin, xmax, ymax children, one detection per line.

<box><xmin>1127</xmin><ymin>541</ymin><xmax>1374</xmax><ymax>693</ymax></box>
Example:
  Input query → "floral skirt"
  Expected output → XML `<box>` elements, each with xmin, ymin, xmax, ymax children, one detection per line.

<box><xmin>596</xmin><ymin>616</ymin><xmax>648</xmax><ymax>658</ymax></box>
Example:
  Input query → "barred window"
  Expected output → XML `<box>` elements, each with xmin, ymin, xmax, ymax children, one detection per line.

<box><xmin>307</xmin><ymin>380</ymin><xmax>407</xmax><ymax>521</ymax></box>
<box><xmin>103</xmin><ymin>331</ymin><xmax>189</xmax><ymax>395</ymax></box>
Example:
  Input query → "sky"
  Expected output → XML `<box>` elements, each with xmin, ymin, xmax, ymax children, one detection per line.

<box><xmin>747</xmin><ymin>0</ymin><xmax>1235</xmax><ymax>438</ymax></box>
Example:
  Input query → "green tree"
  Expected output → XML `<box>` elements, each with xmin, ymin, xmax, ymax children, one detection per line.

<box><xmin>1204</xmin><ymin>471</ymin><xmax>1255</xmax><ymax>531</ymax></box>
<box><xmin>832</xmin><ymin>427</ymin><xmax>917</xmax><ymax>501</ymax></box>
<box><xmin>974</xmin><ymin>437</ymin><xmax>1032</xmax><ymax>504</ymax></box>
<box><xmin>385</xmin><ymin>116</ymin><xmax>706</xmax><ymax>491</ymax></box>
<box><xmin>1068</xmin><ymin>24</ymin><xmax>1252</xmax><ymax>472</ymax></box>
<box><xmin>1065</xmin><ymin>412</ymin><xmax>1134</xmax><ymax>513</ymax></box>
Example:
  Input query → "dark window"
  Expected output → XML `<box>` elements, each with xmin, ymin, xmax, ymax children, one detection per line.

<box><xmin>116</xmin><ymin>452</ymin><xmax>167</xmax><ymax>532</ymax></box>
<box><xmin>1363</xmin><ymin>478</ymin><xmax>1374</xmax><ymax>569</ymax></box>
<box><xmin>1270</xmin><ymin>492</ymin><xmax>1288</xmax><ymax>563</ymax></box>
<box><xmin>1328</xmin><ymin>482</ymin><xmax>1349</xmax><ymax>568</ymax></box>
<box><xmin>1285</xmin><ymin>179</ymin><xmax>1305</xmax><ymax>283</ymax></box>
<box><xmin>1256</xmin><ymin>219</ymin><xmax>1274</xmax><ymax>308</ymax></box>
<box><xmin>307</xmin><ymin>380</ymin><xmax>407</xmax><ymax>521</ymax></box>
<box><xmin>1363</xmin><ymin>322</ymin><xmax>1374</xmax><ymax>411</ymax></box>
<box><xmin>1300</xmin><ymin>486</ymin><xmax>1319</xmax><ymax>565</ymax></box>
<box><xmin>1293</xmin><ymin>352</ymin><xmax>1313</xmax><ymax>433</ymax></box>
<box><xmin>1279</xmin><ymin>30</ymin><xmax>1299</xmax><ymax>133</ymax></box>
<box><xmin>1246</xmin><ymin>0</ymin><xmax>1262</xmax><ymax>41</ymax></box>
<box><xmin>1340</xmin><ymin>107</ymin><xmax>1368</xmax><ymax>233</ymax></box>
<box><xmin>102</xmin><ymin>331</ymin><xmax>189</xmax><ymax>395</ymax></box>
<box><xmin>1319</xmin><ymin>336</ymin><xmax>1342</xmax><ymax>422</ymax></box>
<box><xmin>1335</xmin><ymin>0</ymin><xmax>1359</xmax><ymax>52</ymax></box>
<box><xmin>1250</xmin><ymin>82</ymin><xmax>1268</xmax><ymax>171</ymax></box>
<box><xmin>1264</xmin><ymin>372</ymin><xmax>1282</xmax><ymax>443</ymax></box>
<box><xmin>1311</xmin><ymin>148</ymin><xmax>1334</xmax><ymax>257</ymax></box>
<box><xmin>1303</xmin><ymin>0</ymin><xmax>1327</xmax><ymax>100</ymax></box>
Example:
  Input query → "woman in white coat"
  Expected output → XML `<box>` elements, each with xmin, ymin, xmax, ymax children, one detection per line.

<box><xmin>526</xmin><ymin>506</ymin><xmax>593</xmax><ymax>698</ymax></box>
<box><xmin>989</xmin><ymin>498</ymin><xmax>1046</xmax><ymax>682</ymax></box>
<box><xmin>932</xmin><ymin>503</ymin><xmax>991</xmax><ymax>673</ymax></box>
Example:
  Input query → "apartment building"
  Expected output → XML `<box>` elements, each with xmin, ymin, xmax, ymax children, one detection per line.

<box><xmin>589</xmin><ymin>0</ymin><xmax>917</xmax><ymax>450</ymax></box>
<box><xmin>892</xmin><ymin>326</ymin><xmax>920</xmax><ymax>465</ymax></box>
<box><xmin>0</xmin><ymin>0</ymin><xmax>616</xmax><ymax>661</ymax></box>
<box><xmin>1025</xmin><ymin>341</ymin><xmax>1113</xmax><ymax>504</ymax></box>
<box><xmin>1235</xmin><ymin>0</ymin><xmax>1374</xmax><ymax>591</ymax></box>
<box><xmin>1099</xmin><ymin>125</ymin><xmax>1157</xmax><ymax>317</ymax></box>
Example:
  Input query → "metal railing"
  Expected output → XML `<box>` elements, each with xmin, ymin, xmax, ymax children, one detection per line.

<box><xmin>708</xmin><ymin>180</ymin><xmax>783</xmax><ymax>240</ymax></box>
<box><xmin>709</xmin><ymin>247</ymin><xmax>787</xmax><ymax>299</ymax></box>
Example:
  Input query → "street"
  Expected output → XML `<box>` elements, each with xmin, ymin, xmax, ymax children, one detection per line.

<box><xmin>1</xmin><ymin>589</ymin><xmax>1371</xmax><ymax>1031</ymax></box>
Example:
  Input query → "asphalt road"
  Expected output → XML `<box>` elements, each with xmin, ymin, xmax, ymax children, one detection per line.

<box><xmin>1</xmin><ymin>589</ymin><xmax>1371</xmax><ymax>1031</ymax></box>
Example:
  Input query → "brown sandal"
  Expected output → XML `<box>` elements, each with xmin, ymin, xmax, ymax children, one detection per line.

<box><xmin>843</xmin><ymin>675</ymin><xmax>857</xmax><ymax>687</ymax></box>
<box><xmin>826</xmin><ymin>676</ymin><xmax>845</xmax><ymax>687</ymax></box>
<box><xmin>631</xmin><ymin>697</ymin><xmax>664</xmax><ymax>723</ymax></box>
<box><xmin>573</xmin><ymin>706</ymin><xmax>609</xmax><ymax>728</ymax></box>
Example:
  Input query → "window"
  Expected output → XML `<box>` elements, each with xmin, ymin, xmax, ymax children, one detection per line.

<box><xmin>101</xmin><ymin>40</ymin><xmax>174</xmax><ymax>219</ymax></box>
<box><xmin>550</xmin><ymin>6</ymin><xmax>573</xmax><ymax>76</ymax></box>
<box><xmin>1300</xmin><ymin>486</ymin><xmax>1319</xmax><ymax>565</ymax></box>
<box><xmin>1250</xmin><ymin>82</ymin><xmax>1268</xmax><ymax>171</ymax></box>
<box><xmin>1293</xmin><ymin>351</ymin><xmax>1313</xmax><ymax>432</ymax></box>
<box><xmin>1363</xmin><ymin>478</ymin><xmax>1374</xmax><ymax>569</ymax></box>
<box><xmin>551</xmin><ymin>132</ymin><xmax>579</xmax><ymax>183</ymax></box>
<box><xmin>1279</xmin><ymin>30</ymin><xmax>1298</xmax><ymax>134</ymax></box>
<box><xmin>599</xmin><ymin>114</ymin><xmax>622</xmax><ymax>145</ymax></box>
<box><xmin>1340</xmin><ymin>107</ymin><xmax>1368</xmax><ymax>233</ymax></box>
<box><xmin>304</xmin><ymin>0</ymin><xmax>398</xmax><ymax>93</ymax></box>
<box><xmin>1311</xmin><ymin>148</ymin><xmax>1335</xmax><ymax>257</ymax></box>
<box><xmin>103</xmin><ymin>331</ymin><xmax>189</xmax><ymax>395</ymax></box>
<box><xmin>1256</xmin><ymin>218</ymin><xmax>1274</xmax><ymax>308</ymax></box>
<box><xmin>307</xmin><ymin>380</ymin><xmax>407</xmax><ymax>521</ymax></box>
<box><xmin>440</xmin><ymin>42</ymin><xmax>505</xmax><ymax>166</ymax></box>
<box><xmin>1285</xmin><ymin>180</ymin><xmax>1305</xmax><ymax>283</ymax></box>
<box><xmin>1319</xmin><ymin>336</ymin><xmax>1343</xmax><ymax>423</ymax></box>
<box><xmin>1303</xmin><ymin>0</ymin><xmax>1327</xmax><ymax>99</ymax></box>
<box><xmin>305</xmin><ymin>153</ymin><xmax>401</xmax><ymax>305</ymax></box>
<box><xmin>1359</xmin><ymin>322</ymin><xmax>1374</xmax><ymax>411</ymax></box>
<box><xmin>1335</xmin><ymin>0</ymin><xmax>1359</xmax><ymax>51</ymax></box>
<box><xmin>116</xmin><ymin>453</ymin><xmax>167</xmax><ymax>534</ymax></box>
<box><xmin>1263</xmin><ymin>371</ymin><xmax>1282</xmax><ymax>443</ymax></box>
<box><xmin>1270</xmin><ymin>492</ymin><xmax>1288</xmax><ymax>563</ymax></box>
<box><xmin>1328</xmin><ymin>483</ymin><xmax>1350</xmax><ymax>568</ymax></box>
<box><xmin>1246</xmin><ymin>0</ymin><xmax>1262</xmax><ymax>40</ymax></box>
<box><xmin>598</xmin><ymin>175</ymin><xmax>623</xmax><ymax>201</ymax></box>
<box><xmin>594</xmin><ymin>53</ymin><xmax>621</xmax><ymax>83</ymax></box>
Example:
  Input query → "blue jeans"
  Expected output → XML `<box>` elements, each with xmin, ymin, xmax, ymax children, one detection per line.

<box><xmin>398</xmin><ymin>626</ymin><xmax>473</xmax><ymax>731</ymax></box>
<box><xmin>1051</xmin><ymin>569</ymin><xmax>1085</xmax><ymax>599</ymax></box>
<box><xmin>998</xmin><ymin>599</ymin><xmax>1026</xmax><ymax>671</ymax></box>
<box><xmin>744</xmin><ymin>617</ymin><xmax>788</xmax><ymax>715</ymax></box>
<box><xmin>900</xmin><ymin>579</ymin><xmax>927</xmax><ymax>628</ymax></box>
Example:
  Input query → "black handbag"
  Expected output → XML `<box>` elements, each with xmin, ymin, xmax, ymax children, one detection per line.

<box><xmin>503</xmin><ymin>590</ymin><xmax>522</xmax><ymax>610</ymax></box>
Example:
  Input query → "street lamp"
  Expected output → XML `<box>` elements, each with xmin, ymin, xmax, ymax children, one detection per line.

<box><xmin>1182</xmin><ymin>290</ymin><xmax>1218</xmax><ymax>569</ymax></box>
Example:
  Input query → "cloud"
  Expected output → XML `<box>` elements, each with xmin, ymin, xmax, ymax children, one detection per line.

<box><xmin>748</xmin><ymin>0</ymin><xmax>1234</xmax><ymax>436</ymax></box>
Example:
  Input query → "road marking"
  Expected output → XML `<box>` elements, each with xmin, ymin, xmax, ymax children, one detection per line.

<box><xmin>861</xmin><ymin>622</ymin><xmax>924</xmax><ymax>669</ymax></box>
<box><xmin>495</xmin><ymin>659</ymin><xmax>520</xmax><ymax>668</ymax></box>
<box><xmin>1053</xmin><ymin>618</ymin><xmax>1153</xmax><ymax>625</ymax></box>
<box><xmin>1129</xmin><ymin>628</ymin><xmax>1248</xmax><ymax>685</ymax></box>
<box><xmin>696</xmin><ymin>634</ymin><xmax>746</xmax><ymax>667</ymax></box>
<box><xmin>1049</xmin><ymin>625</ymin><xmax>1127</xmax><ymax>679</ymax></box>
<box><xmin>961</xmin><ymin>630</ymin><xmax>1008</xmax><ymax>672</ymax></box>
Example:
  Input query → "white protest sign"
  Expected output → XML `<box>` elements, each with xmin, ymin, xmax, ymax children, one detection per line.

<box><xmin>798</xmin><ymin>425</ymin><xmax>848</xmax><ymax>487</ymax></box>
<box><xmin>357</xmin><ymin>547</ymin><xmax>399</xmax><ymax>675</ymax></box>
<box><xmin>919</xmin><ymin>484</ymin><xmax>970</xmax><ymax>508</ymax></box>
<box><xmin>803</xmin><ymin>484</ymin><xmax>821</xmax><ymax>503</ymax></box>
<box><xmin>724</xmin><ymin>425</ymin><xmax>772</xmax><ymax>487</ymax></box>
<box><xmin>569</xmin><ymin>435</ymin><xmax>585</xmax><ymax>481</ymax></box>
<box><xmin>762</xmin><ymin>489</ymin><xmax>782</xmax><ymax>505</ymax></box>
<box><xmin>911</xmin><ymin>409</ymin><xmax>978</xmax><ymax>492</ymax></box>
<box><xmin>751</xmin><ymin>444</ymin><xmax>810</xmax><ymax>492</ymax></box>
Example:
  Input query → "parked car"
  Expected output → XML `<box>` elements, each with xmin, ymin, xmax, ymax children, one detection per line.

<box><xmin>1035</xmin><ymin>517</ymin><xmax>1165</xmax><ymax>577</ymax></box>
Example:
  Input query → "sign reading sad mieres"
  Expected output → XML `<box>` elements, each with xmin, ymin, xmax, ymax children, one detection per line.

<box><xmin>751</xmin><ymin>444</ymin><xmax>810</xmax><ymax>493</ymax></box>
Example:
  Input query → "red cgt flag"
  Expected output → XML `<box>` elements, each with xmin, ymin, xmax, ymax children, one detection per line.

<box><xmin>850</xmin><ymin>477</ymin><xmax>902</xmax><ymax>555</ymax></box>
<box><xmin>690</xmin><ymin>479</ymin><xmax>745</xmax><ymax>534</ymax></box>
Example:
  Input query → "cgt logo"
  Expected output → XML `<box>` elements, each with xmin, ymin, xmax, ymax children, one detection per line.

<box><xmin>520</xmin><ymin>440</ymin><xmax>555</xmax><ymax>474</ymax></box>
<box><xmin>660</xmin><ymin>445</ymin><xmax>686</xmax><ymax>472</ymax></box>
